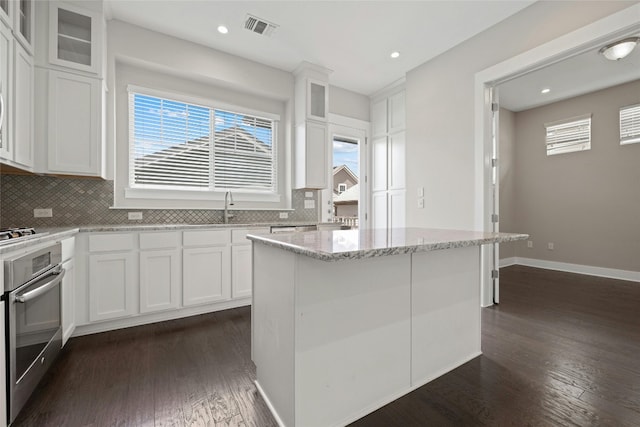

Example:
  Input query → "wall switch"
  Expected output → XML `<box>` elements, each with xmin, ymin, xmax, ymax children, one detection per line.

<box><xmin>547</xmin><ymin>242</ymin><xmax>554</xmax><ymax>250</ymax></box>
<box><xmin>304</xmin><ymin>200</ymin><xmax>315</xmax><ymax>209</ymax></box>
<box><xmin>34</xmin><ymin>208</ymin><xmax>53</xmax><ymax>218</ymax></box>
<box><xmin>305</xmin><ymin>191</ymin><xmax>313</xmax><ymax>198</ymax></box>
<box><xmin>417</xmin><ymin>198</ymin><xmax>424</xmax><ymax>209</ymax></box>
<box><xmin>128</xmin><ymin>212</ymin><xmax>143</xmax><ymax>220</ymax></box>
<box><xmin>279</xmin><ymin>212</ymin><xmax>289</xmax><ymax>219</ymax></box>
<box><xmin>527</xmin><ymin>240</ymin><xmax>533</xmax><ymax>248</ymax></box>
<box><xmin>417</xmin><ymin>187</ymin><xmax>424</xmax><ymax>197</ymax></box>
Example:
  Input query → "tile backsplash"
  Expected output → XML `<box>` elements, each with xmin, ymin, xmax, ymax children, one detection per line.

<box><xmin>0</xmin><ymin>175</ymin><xmax>318</xmax><ymax>227</ymax></box>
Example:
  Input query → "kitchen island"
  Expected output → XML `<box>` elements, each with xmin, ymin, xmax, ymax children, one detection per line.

<box><xmin>247</xmin><ymin>227</ymin><xmax>527</xmax><ymax>427</ymax></box>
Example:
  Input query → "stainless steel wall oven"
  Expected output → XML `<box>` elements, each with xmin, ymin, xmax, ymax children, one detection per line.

<box><xmin>3</xmin><ymin>243</ymin><xmax>64</xmax><ymax>424</ymax></box>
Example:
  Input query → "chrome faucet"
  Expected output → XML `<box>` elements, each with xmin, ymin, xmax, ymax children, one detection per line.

<box><xmin>224</xmin><ymin>191</ymin><xmax>235</xmax><ymax>224</ymax></box>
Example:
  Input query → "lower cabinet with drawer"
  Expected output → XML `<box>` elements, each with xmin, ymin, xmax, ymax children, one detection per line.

<box><xmin>75</xmin><ymin>227</ymin><xmax>269</xmax><ymax>335</ymax></box>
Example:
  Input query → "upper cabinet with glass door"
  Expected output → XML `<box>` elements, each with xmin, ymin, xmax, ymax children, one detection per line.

<box><xmin>48</xmin><ymin>2</ymin><xmax>103</xmax><ymax>75</ymax></box>
<box><xmin>306</xmin><ymin>79</ymin><xmax>328</xmax><ymax>122</ymax></box>
<box><xmin>8</xmin><ymin>0</ymin><xmax>34</xmax><ymax>55</ymax></box>
<box><xmin>0</xmin><ymin>0</ymin><xmax>13</xmax><ymax>28</ymax></box>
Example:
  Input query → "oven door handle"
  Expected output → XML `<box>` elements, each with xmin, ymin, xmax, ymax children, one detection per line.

<box><xmin>15</xmin><ymin>269</ymin><xmax>65</xmax><ymax>304</ymax></box>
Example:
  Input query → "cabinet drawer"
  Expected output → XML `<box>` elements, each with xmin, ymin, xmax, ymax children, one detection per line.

<box><xmin>89</xmin><ymin>233</ymin><xmax>134</xmax><ymax>252</ymax></box>
<box><xmin>183</xmin><ymin>229</ymin><xmax>230</xmax><ymax>247</ymax></box>
<box><xmin>140</xmin><ymin>232</ymin><xmax>180</xmax><ymax>250</ymax></box>
<box><xmin>232</xmin><ymin>228</ymin><xmax>269</xmax><ymax>244</ymax></box>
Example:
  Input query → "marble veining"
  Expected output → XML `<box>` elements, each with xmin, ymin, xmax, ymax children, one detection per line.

<box><xmin>248</xmin><ymin>228</ymin><xmax>529</xmax><ymax>261</ymax></box>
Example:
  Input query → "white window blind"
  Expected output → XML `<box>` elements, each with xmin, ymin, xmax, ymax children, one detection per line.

<box><xmin>129</xmin><ymin>92</ymin><xmax>277</xmax><ymax>192</ymax></box>
<box><xmin>620</xmin><ymin>103</ymin><xmax>640</xmax><ymax>145</ymax></box>
<box><xmin>545</xmin><ymin>115</ymin><xmax>591</xmax><ymax>156</ymax></box>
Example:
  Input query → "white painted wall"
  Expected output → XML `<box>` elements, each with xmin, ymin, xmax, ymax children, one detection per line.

<box><xmin>405</xmin><ymin>1</ymin><xmax>636</xmax><ymax>230</ymax></box>
<box><xmin>329</xmin><ymin>86</ymin><xmax>370</xmax><ymax>122</ymax></box>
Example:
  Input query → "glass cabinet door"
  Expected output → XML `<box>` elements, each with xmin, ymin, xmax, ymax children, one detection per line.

<box><xmin>49</xmin><ymin>2</ymin><xmax>101</xmax><ymax>74</ymax></box>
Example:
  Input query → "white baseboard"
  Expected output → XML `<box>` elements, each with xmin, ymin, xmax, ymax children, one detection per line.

<box><xmin>255</xmin><ymin>381</ymin><xmax>287</xmax><ymax>427</ymax></box>
<box><xmin>499</xmin><ymin>257</ymin><xmax>640</xmax><ymax>282</ymax></box>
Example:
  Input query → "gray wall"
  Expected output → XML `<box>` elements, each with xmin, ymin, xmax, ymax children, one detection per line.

<box><xmin>506</xmin><ymin>79</ymin><xmax>640</xmax><ymax>271</ymax></box>
<box><xmin>329</xmin><ymin>86</ymin><xmax>370</xmax><ymax>122</ymax></box>
<box><xmin>405</xmin><ymin>1</ymin><xmax>635</xmax><ymax>230</ymax></box>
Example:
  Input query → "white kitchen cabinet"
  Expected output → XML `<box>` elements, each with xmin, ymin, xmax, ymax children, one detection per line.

<box><xmin>0</xmin><ymin>0</ymin><xmax>12</xmax><ymax>28</ymax></box>
<box><xmin>388</xmin><ymin>131</ymin><xmax>406</xmax><ymax>190</ymax></box>
<box><xmin>371</xmin><ymin>88</ymin><xmax>406</xmax><ymax>232</ymax></box>
<box><xmin>371</xmin><ymin>98</ymin><xmax>387</xmax><ymax>137</ymax></box>
<box><xmin>48</xmin><ymin>1</ymin><xmax>103</xmax><ymax>75</ymax></box>
<box><xmin>139</xmin><ymin>249</ymin><xmax>180</xmax><ymax>313</ymax></box>
<box><xmin>12</xmin><ymin>0</ymin><xmax>33</xmax><ymax>55</ymax></box>
<box><xmin>305</xmin><ymin>79</ymin><xmax>328</xmax><ymax>122</ymax></box>
<box><xmin>139</xmin><ymin>230</ymin><xmax>181</xmax><ymax>313</ymax></box>
<box><xmin>61</xmin><ymin>258</ymin><xmax>75</xmax><ymax>346</ymax></box>
<box><xmin>86</xmin><ymin>233</ymin><xmax>137</xmax><ymax>324</ymax></box>
<box><xmin>231</xmin><ymin>227</ymin><xmax>268</xmax><ymax>299</ymax></box>
<box><xmin>61</xmin><ymin>236</ymin><xmax>76</xmax><ymax>346</ymax></box>
<box><xmin>0</xmin><ymin>20</ymin><xmax>12</xmax><ymax>162</ymax></box>
<box><xmin>46</xmin><ymin>70</ymin><xmax>103</xmax><ymax>176</ymax></box>
<box><xmin>183</xmin><ymin>246</ymin><xmax>231</xmax><ymax>306</ymax></box>
<box><xmin>11</xmin><ymin>38</ymin><xmax>33</xmax><ymax>170</ymax></box>
<box><xmin>294</xmin><ymin>120</ymin><xmax>327</xmax><ymax>189</ymax></box>
<box><xmin>388</xmin><ymin>91</ymin><xmax>406</xmax><ymax>134</ymax></box>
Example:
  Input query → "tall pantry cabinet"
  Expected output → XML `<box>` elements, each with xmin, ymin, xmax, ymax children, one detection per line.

<box><xmin>371</xmin><ymin>87</ymin><xmax>406</xmax><ymax>232</ymax></box>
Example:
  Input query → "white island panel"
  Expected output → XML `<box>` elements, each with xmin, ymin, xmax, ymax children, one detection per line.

<box><xmin>294</xmin><ymin>254</ymin><xmax>411</xmax><ymax>427</ymax></box>
<box><xmin>411</xmin><ymin>246</ymin><xmax>481</xmax><ymax>386</ymax></box>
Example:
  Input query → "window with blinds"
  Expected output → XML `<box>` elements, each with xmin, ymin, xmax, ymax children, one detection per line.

<box><xmin>620</xmin><ymin>103</ymin><xmax>640</xmax><ymax>145</ymax></box>
<box><xmin>129</xmin><ymin>91</ymin><xmax>277</xmax><ymax>193</ymax></box>
<box><xmin>545</xmin><ymin>115</ymin><xmax>591</xmax><ymax>156</ymax></box>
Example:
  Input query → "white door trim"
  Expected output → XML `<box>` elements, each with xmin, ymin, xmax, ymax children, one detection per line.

<box><xmin>474</xmin><ymin>3</ymin><xmax>640</xmax><ymax>307</ymax></box>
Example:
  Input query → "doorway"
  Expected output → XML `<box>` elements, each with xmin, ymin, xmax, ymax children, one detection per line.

<box><xmin>475</xmin><ymin>6</ymin><xmax>640</xmax><ymax>306</ymax></box>
<box><xmin>320</xmin><ymin>123</ymin><xmax>367</xmax><ymax>228</ymax></box>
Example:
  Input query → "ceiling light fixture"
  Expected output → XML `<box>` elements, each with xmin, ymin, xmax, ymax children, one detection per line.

<box><xmin>541</xmin><ymin>88</ymin><xmax>551</xmax><ymax>94</ymax></box>
<box><xmin>217</xmin><ymin>25</ymin><xmax>229</xmax><ymax>34</ymax></box>
<box><xmin>390</xmin><ymin>51</ymin><xmax>400</xmax><ymax>59</ymax></box>
<box><xmin>599</xmin><ymin>37</ymin><xmax>639</xmax><ymax>61</ymax></box>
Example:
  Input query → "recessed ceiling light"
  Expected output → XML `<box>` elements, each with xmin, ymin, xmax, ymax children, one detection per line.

<box><xmin>217</xmin><ymin>25</ymin><xmax>229</xmax><ymax>34</ymax></box>
<box><xmin>599</xmin><ymin>37</ymin><xmax>639</xmax><ymax>61</ymax></box>
<box><xmin>541</xmin><ymin>88</ymin><xmax>551</xmax><ymax>94</ymax></box>
<box><xmin>390</xmin><ymin>51</ymin><xmax>400</xmax><ymax>59</ymax></box>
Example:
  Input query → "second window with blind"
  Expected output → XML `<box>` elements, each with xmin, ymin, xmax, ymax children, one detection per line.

<box><xmin>128</xmin><ymin>87</ymin><xmax>279</xmax><ymax>199</ymax></box>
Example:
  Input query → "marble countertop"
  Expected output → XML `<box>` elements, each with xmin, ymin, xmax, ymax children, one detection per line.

<box><xmin>247</xmin><ymin>227</ymin><xmax>529</xmax><ymax>261</ymax></box>
<box><xmin>0</xmin><ymin>227</ymin><xmax>80</xmax><ymax>255</ymax></box>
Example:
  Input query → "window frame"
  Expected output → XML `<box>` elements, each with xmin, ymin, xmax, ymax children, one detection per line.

<box><xmin>620</xmin><ymin>103</ymin><xmax>640</xmax><ymax>146</ymax></box>
<box><xmin>544</xmin><ymin>114</ymin><xmax>592</xmax><ymax>156</ymax></box>
<box><xmin>125</xmin><ymin>85</ymin><xmax>281</xmax><ymax>204</ymax></box>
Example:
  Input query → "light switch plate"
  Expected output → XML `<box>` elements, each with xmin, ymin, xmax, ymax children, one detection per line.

<box><xmin>34</xmin><ymin>208</ymin><xmax>53</xmax><ymax>218</ymax></box>
<box><xmin>304</xmin><ymin>200</ymin><xmax>315</xmax><ymax>209</ymax></box>
<box><xmin>279</xmin><ymin>212</ymin><xmax>289</xmax><ymax>219</ymax></box>
<box><xmin>417</xmin><ymin>187</ymin><xmax>424</xmax><ymax>197</ymax></box>
<box><xmin>305</xmin><ymin>191</ymin><xmax>313</xmax><ymax>198</ymax></box>
<box><xmin>128</xmin><ymin>212</ymin><xmax>143</xmax><ymax>220</ymax></box>
<box><xmin>417</xmin><ymin>198</ymin><xmax>424</xmax><ymax>209</ymax></box>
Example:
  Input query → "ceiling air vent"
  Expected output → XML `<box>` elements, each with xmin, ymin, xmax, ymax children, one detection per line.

<box><xmin>244</xmin><ymin>14</ymin><xmax>278</xmax><ymax>37</ymax></box>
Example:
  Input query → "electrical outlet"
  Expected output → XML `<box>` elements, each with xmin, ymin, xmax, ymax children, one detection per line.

<box><xmin>527</xmin><ymin>241</ymin><xmax>533</xmax><ymax>248</ymax></box>
<box><xmin>34</xmin><ymin>208</ymin><xmax>53</xmax><ymax>218</ymax></box>
<box><xmin>305</xmin><ymin>191</ymin><xmax>313</xmax><ymax>198</ymax></box>
<box><xmin>417</xmin><ymin>187</ymin><xmax>424</xmax><ymax>197</ymax></box>
<box><xmin>279</xmin><ymin>212</ymin><xmax>288</xmax><ymax>219</ymax></box>
<box><xmin>304</xmin><ymin>200</ymin><xmax>315</xmax><ymax>209</ymax></box>
<box><xmin>128</xmin><ymin>212</ymin><xmax>143</xmax><ymax>220</ymax></box>
<box><xmin>547</xmin><ymin>242</ymin><xmax>554</xmax><ymax>250</ymax></box>
<box><xmin>417</xmin><ymin>198</ymin><xmax>424</xmax><ymax>209</ymax></box>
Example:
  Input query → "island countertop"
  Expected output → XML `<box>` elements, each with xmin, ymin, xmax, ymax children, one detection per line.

<box><xmin>247</xmin><ymin>227</ymin><xmax>528</xmax><ymax>261</ymax></box>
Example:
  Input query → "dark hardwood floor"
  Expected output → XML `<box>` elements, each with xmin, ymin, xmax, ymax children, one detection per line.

<box><xmin>13</xmin><ymin>265</ymin><xmax>640</xmax><ymax>426</ymax></box>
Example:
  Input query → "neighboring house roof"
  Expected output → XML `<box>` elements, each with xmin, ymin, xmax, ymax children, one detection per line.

<box><xmin>333</xmin><ymin>183</ymin><xmax>359</xmax><ymax>204</ymax></box>
<box><xmin>332</xmin><ymin>164</ymin><xmax>358</xmax><ymax>184</ymax></box>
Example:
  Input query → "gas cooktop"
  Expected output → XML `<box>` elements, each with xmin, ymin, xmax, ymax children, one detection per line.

<box><xmin>0</xmin><ymin>228</ymin><xmax>47</xmax><ymax>246</ymax></box>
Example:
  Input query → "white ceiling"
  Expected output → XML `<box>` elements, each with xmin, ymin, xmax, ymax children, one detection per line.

<box><xmin>105</xmin><ymin>0</ymin><xmax>534</xmax><ymax>96</ymax></box>
<box><xmin>499</xmin><ymin>36</ymin><xmax>640</xmax><ymax>112</ymax></box>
